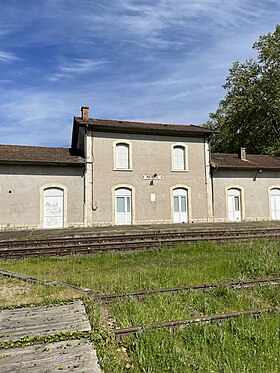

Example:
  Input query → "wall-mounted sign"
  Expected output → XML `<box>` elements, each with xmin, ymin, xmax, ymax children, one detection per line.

<box><xmin>142</xmin><ymin>174</ymin><xmax>163</xmax><ymax>180</ymax></box>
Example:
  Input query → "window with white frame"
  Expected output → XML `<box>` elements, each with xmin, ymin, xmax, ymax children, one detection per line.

<box><xmin>115</xmin><ymin>143</ymin><xmax>130</xmax><ymax>169</ymax></box>
<box><xmin>173</xmin><ymin>145</ymin><xmax>186</xmax><ymax>171</ymax></box>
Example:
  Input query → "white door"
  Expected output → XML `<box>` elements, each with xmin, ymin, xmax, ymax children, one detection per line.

<box><xmin>44</xmin><ymin>188</ymin><xmax>64</xmax><ymax>228</ymax></box>
<box><xmin>173</xmin><ymin>188</ymin><xmax>188</xmax><ymax>223</ymax></box>
<box><xmin>228</xmin><ymin>188</ymin><xmax>241</xmax><ymax>222</ymax></box>
<box><xmin>270</xmin><ymin>188</ymin><xmax>280</xmax><ymax>220</ymax></box>
<box><xmin>115</xmin><ymin>188</ymin><xmax>132</xmax><ymax>225</ymax></box>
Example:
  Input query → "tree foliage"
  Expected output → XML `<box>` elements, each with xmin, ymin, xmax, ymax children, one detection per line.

<box><xmin>205</xmin><ymin>25</ymin><xmax>280</xmax><ymax>156</ymax></box>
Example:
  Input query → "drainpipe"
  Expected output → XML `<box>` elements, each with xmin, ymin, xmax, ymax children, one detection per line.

<box><xmin>210</xmin><ymin>164</ymin><xmax>219</xmax><ymax>222</ymax></box>
<box><xmin>83</xmin><ymin>163</ymin><xmax>87</xmax><ymax>227</ymax></box>
<box><xmin>204</xmin><ymin>135</ymin><xmax>213</xmax><ymax>222</ymax></box>
<box><xmin>83</xmin><ymin>124</ymin><xmax>95</xmax><ymax>227</ymax></box>
<box><xmin>91</xmin><ymin>134</ymin><xmax>98</xmax><ymax>212</ymax></box>
<box><xmin>83</xmin><ymin>125</ymin><xmax>88</xmax><ymax>227</ymax></box>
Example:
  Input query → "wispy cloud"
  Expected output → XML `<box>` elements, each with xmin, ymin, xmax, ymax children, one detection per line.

<box><xmin>60</xmin><ymin>59</ymin><xmax>108</xmax><ymax>73</ymax></box>
<box><xmin>47</xmin><ymin>58</ymin><xmax>111</xmax><ymax>82</ymax></box>
<box><xmin>0</xmin><ymin>89</ymin><xmax>76</xmax><ymax>146</ymax></box>
<box><xmin>74</xmin><ymin>0</ymin><xmax>279</xmax><ymax>48</ymax></box>
<box><xmin>0</xmin><ymin>1</ymin><xmax>279</xmax><ymax>146</ymax></box>
<box><xmin>0</xmin><ymin>51</ymin><xmax>19</xmax><ymax>63</ymax></box>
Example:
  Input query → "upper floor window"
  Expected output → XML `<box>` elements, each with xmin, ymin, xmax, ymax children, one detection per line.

<box><xmin>115</xmin><ymin>143</ymin><xmax>130</xmax><ymax>169</ymax></box>
<box><xmin>173</xmin><ymin>145</ymin><xmax>186</xmax><ymax>171</ymax></box>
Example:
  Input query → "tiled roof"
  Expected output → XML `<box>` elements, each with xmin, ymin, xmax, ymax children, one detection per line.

<box><xmin>74</xmin><ymin>117</ymin><xmax>213</xmax><ymax>135</ymax></box>
<box><xmin>0</xmin><ymin>145</ymin><xmax>84</xmax><ymax>165</ymax></box>
<box><xmin>211</xmin><ymin>153</ymin><xmax>280</xmax><ymax>169</ymax></box>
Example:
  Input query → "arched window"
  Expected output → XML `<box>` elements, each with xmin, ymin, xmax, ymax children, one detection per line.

<box><xmin>115</xmin><ymin>143</ymin><xmax>129</xmax><ymax>169</ymax></box>
<box><xmin>173</xmin><ymin>146</ymin><xmax>186</xmax><ymax>171</ymax></box>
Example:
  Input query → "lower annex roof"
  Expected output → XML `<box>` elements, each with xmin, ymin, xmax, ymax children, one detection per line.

<box><xmin>211</xmin><ymin>153</ymin><xmax>280</xmax><ymax>170</ymax></box>
<box><xmin>0</xmin><ymin>145</ymin><xmax>84</xmax><ymax>165</ymax></box>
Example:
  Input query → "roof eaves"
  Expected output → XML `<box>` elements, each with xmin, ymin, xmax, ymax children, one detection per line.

<box><xmin>94</xmin><ymin>126</ymin><xmax>210</xmax><ymax>137</ymax></box>
<box><xmin>0</xmin><ymin>159</ymin><xmax>85</xmax><ymax>166</ymax></box>
<box><xmin>75</xmin><ymin>118</ymin><xmax>213</xmax><ymax>137</ymax></box>
<box><xmin>211</xmin><ymin>164</ymin><xmax>280</xmax><ymax>170</ymax></box>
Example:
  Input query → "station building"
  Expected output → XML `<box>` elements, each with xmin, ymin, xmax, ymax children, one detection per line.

<box><xmin>211</xmin><ymin>151</ymin><xmax>280</xmax><ymax>222</ymax></box>
<box><xmin>0</xmin><ymin>106</ymin><xmax>279</xmax><ymax>230</ymax></box>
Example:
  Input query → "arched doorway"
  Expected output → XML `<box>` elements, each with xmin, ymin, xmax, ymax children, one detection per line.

<box><xmin>44</xmin><ymin>188</ymin><xmax>64</xmax><ymax>228</ymax></box>
<box><xmin>227</xmin><ymin>188</ymin><xmax>241</xmax><ymax>222</ymax></box>
<box><xmin>270</xmin><ymin>188</ymin><xmax>280</xmax><ymax>220</ymax></box>
<box><xmin>173</xmin><ymin>188</ymin><xmax>188</xmax><ymax>223</ymax></box>
<box><xmin>115</xmin><ymin>188</ymin><xmax>132</xmax><ymax>225</ymax></box>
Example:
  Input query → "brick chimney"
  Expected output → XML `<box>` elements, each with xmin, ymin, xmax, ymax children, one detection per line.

<box><xmin>81</xmin><ymin>106</ymin><xmax>89</xmax><ymax>120</ymax></box>
<box><xmin>238</xmin><ymin>147</ymin><xmax>246</xmax><ymax>160</ymax></box>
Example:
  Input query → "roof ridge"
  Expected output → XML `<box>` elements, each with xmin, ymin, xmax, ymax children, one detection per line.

<box><xmin>212</xmin><ymin>152</ymin><xmax>277</xmax><ymax>158</ymax></box>
<box><xmin>92</xmin><ymin>117</ymin><xmax>198</xmax><ymax>126</ymax></box>
<box><xmin>75</xmin><ymin>116</ymin><xmax>201</xmax><ymax>127</ymax></box>
<box><xmin>0</xmin><ymin>144</ymin><xmax>70</xmax><ymax>150</ymax></box>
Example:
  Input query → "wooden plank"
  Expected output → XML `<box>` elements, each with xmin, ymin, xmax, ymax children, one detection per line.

<box><xmin>0</xmin><ymin>300</ymin><xmax>86</xmax><ymax>317</ymax></box>
<box><xmin>0</xmin><ymin>300</ymin><xmax>91</xmax><ymax>342</ymax></box>
<box><xmin>1</xmin><ymin>311</ymin><xmax>90</xmax><ymax>325</ymax></box>
<box><xmin>0</xmin><ymin>339</ymin><xmax>101</xmax><ymax>372</ymax></box>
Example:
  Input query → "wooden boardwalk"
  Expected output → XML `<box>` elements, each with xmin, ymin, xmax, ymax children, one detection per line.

<box><xmin>0</xmin><ymin>300</ymin><xmax>101</xmax><ymax>372</ymax></box>
<box><xmin>0</xmin><ymin>339</ymin><xmax>100</xmax><ymax>372</ymax></box>
<box><xmin>0</xmin><ymin>300</ymin><xmax>91</xmax><ymax>342</ymax></box>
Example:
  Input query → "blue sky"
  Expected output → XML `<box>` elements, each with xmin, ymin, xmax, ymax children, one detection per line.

<box><xmin>0</xmin><ymin>0</ymin><xmax>279</xmax><ymax>147</ymax></box>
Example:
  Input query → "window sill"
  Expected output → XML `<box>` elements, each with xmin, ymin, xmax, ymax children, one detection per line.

<box><xmin>113</xmin><ymin>168</ymin><xmax>133</xmax><ymax>172</ymax></box>
<box><xmin>171</xmin><ymin>169</ymin><xmax>189</xmax><ymax>172</ymax></box>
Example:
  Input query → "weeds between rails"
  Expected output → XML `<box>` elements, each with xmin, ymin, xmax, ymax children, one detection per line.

<box><xmin>1</xmin><ymin>239</ymin><xmax>279</xmax><ymax>373</ymax></box>
<box><xmin>1</xmin><ymin>268</ymin><xmax>280</xmax><ymax>300</ymax></box>
<box><xmin>1</xmin><ymin>226</ymin><xmax>280</xmax><ymax>259</ymax></box>
<box><xmin>1</xmin><ymin>240</ymin><xmax>279</xmax><ymax>294</ymax></box>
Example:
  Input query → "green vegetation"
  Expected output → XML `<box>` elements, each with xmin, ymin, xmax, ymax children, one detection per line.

<box><xmin>109</xmin><ymin>286</ymin><xmax>280</xmax><ymax>328</ymax></box>
<box><xmin>205</xmin><ymin>25</ymin><xmax>280</xmax><ymax>156</ymax></box>
<box><xmin>0</xmin><ymin>240</ymin><xmax>279</xmax><ymax>293</ymax></box>
<box><xmin>0</xmin><ymin>239</ymin><xmax>279</xmax><ymax>372</ymax></box>
<box><xmin>0</xmin><ymin>276</ymin><xmax>82</xmax><ymax>309</ymax></box>
<box><xmin>120</xmin><ymin>312</ymin><xmax>280</xmax><ymax>372</ymax></box>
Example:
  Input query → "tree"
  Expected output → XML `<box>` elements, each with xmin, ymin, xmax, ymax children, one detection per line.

<box><xmin>205</xmin><ymin>25</ymin><xmax>280</xmax><ymax>156</ymax></box>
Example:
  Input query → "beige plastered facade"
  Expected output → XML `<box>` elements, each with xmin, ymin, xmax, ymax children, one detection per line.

<box><xmin>212</xmin><ymin>168</ymin><xmax>280</xmax><ymax>222</ymax></box>
<box><xmin>82</xmin><ymin>130</ymin><xmax>213</xmax><ymax>226</ymax></box>
<box><xmin>1</xmin><ymin>124</ymin><xmax>280</xmax><ymax>230</ymax></box>
<box><xmin>0</xmin><ymin>164</ymin><xmax>84</xmax><ymax>230</ymax></box>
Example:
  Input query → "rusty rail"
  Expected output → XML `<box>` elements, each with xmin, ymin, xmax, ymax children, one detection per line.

<box><xmin>93</xmin><ymin>277</ymin><xmax>280</xmax><ymax>301</ymax></box>
<box><xmin>0</xmin><ymin>227</ymin><xmax>280</xmax><ymax>259</ymax></box>
<box><xmin>112</xmin><ymin>307</ymin><xmax>279</xmax><ymax>339</ymax></box>
<box><xmin>1</xmin><ymin>269</ymin><xmax>279</xmax><ymax>300</ymax></box>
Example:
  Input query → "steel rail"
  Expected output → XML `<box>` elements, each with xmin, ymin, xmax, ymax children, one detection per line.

<box><xmin>0</xmin><ymin>227</ymin><xmax>280</xmax><ymax>259</ymax></box>
<box><xmin>1</xmin><ymin>268</ymin><xmax>279</xmax><ymax>300</ymax></box>
<box><xmin>112</xmin><ymin>307</ymin><xmax>279</xmax><ymax>339</ymax></box>
<box><xmin>92</xmin><ymin>277</ymin><xmax>280</xmax><ymax>301</ymax></box>
<box><xmin>1</xmin><ymin>227</ymin><xmax>280</xmax><ymax>248</ymax></box>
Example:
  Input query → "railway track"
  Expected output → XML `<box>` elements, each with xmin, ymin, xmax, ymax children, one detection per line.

<box><xmin>1</xmin><ymin>268</ymin><xmax>279</xmax><ymax>340</ymax></box>
<box><xmin>0</xmin><ymin>226</ymin><xmax>280</xmax><ymax>259</ymax></box>
<box><xmin>112</xmin><ymin>307</ymin><xmax>279</xmax><ymax>339</ymax></box>
<box><xmin>1</xmin><ymin>268</ymin><xmax>280</xmax><ymax>300</ymax></box>
<box><xmin>93</xmin><ymin>277</ymin><xmax>280</xmax><ymax>301</ymax></box>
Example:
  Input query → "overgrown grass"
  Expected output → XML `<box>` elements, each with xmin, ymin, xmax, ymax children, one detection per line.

<box><xmin>0</xmin><ymin>240</ymin><xmax>279</xmax><ymax>293</ymax></box>
<box><xmin>0</xmin><ymin>240</ymin><xmax>279</xmax><ymax>372</ymax></box>
<box><xmin>0</xmin><ymin>277</ymin><xmax>82</xmax><ymax>309</ymax></box>
<box><xmin>118</xmin><ymin>312</ymin><xmax>280</xmax><ymax>373</ymax></box>
<box><xmin>108</xmin><ymin>285</ymin><xmax>280</xmax><ymax>328</ymax></box>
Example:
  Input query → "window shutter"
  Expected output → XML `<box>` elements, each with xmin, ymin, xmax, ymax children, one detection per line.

<box><xmin>173</xmin><ymin>146</ymin><xmax>185</xmax><ymax>170</ymax></box>
<box><xmin>116</xmin><ymin>144</ymin><xmax>129</xmax><ymax>169</ymax></box>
